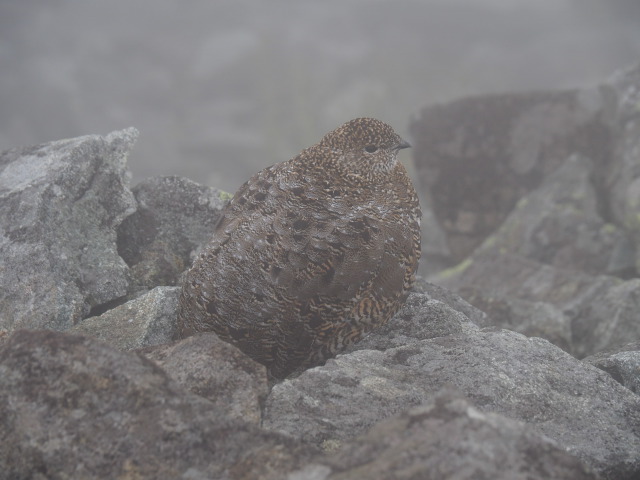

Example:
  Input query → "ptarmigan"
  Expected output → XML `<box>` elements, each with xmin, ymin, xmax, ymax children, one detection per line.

<box><xmin>177</xmin><ymin>118</ymin><xmax>421</xmax><ymax>379</ymax></box>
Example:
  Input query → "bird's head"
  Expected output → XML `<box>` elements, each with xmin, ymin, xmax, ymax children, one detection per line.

<box><xmin>316</xmin><ymin>117</ymin><xmax>411</xmax><ymax>179</ymax></box>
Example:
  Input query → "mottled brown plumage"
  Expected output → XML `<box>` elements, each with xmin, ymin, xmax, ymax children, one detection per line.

<box><xmin>177</xmin><ymin>118</ymin><xmax>421</xmax><ymax>378</ymax></box>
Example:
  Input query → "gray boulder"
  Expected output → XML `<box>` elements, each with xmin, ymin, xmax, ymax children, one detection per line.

<box><xmin>264</xmin><ymin>328</ymin><xmax>640</xmax><ymax>479</ymax></box>
<box><xmin>0</xmin><ymin>329</ymin><xmax>317</xmax><ymax>479</ymax></box>
<box><xmin>0</xmin><ymin>129</ymin><xmax>138</xmax><ymax>331</ymax></box>
<box><xmin>295</xmin><ymin>389</ymin><xmax>597</xmax><ymax>480</ymax></box>
<box><xmin>412</xmin><ymin>278</ymin><xmax>488</xmax><ymax>326</ymax></box>
<box><xmin>474</xmin><ymin>153</ymin><xmax>633</xmax><ymax>277</ymax></box>
<box><xmin>458</xmin><ymin>289</ymin><xmax>573</xmax><ymax>352</ymax></box>
<box><xmin>409</xmin><ymin>87</ymin><xmax>612</xmax><ymax>265</ymax></box>
<box><xmin>69</xmin><ymin>286</ymin><xmax>179</xmax><ymax>350</ymax></box>
<box><xmin>584</xmin><ymin>341</ymin><xmax>640</xmax><ymax>394</ymax></box>
<box><xmin>138</xmin><ymin>332</ymin><xmax>268</xmax><ymax>425</ymax></box>
<box><xmin>117</xmin><ymin>176</ymin><xmax>229</xmax><ymax>290</ymax></box>
<box><xmin>434</xmin><ymin>250</ymin><xmax>640</xmax><ymax>358</ymax></box>
<box><xmin>604</xmin><ymin>65</ymin><xmax>640</xmax><ymax>271</ymax></box>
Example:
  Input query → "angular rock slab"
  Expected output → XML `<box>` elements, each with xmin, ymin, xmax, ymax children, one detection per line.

<box><xmin>343</xmin><ymin>291</ymin><xmax>479</xmax><ymax>354</ymax></box>
<box><xmin>434</xmin><ymin>250</ymin><xmax>640</xmax><ymax>358</ymax></box>
<box><xmin>0</xmin><ymin>129</ymin><xmax>138</xmax><ymax>331</ymax></box>
<box><xmin>295</xmin><ymin>390</ymin><xmax>597</xmax><ymax>480</ymax></box>
<box><xmin>117</xmin><ymin>176</ymin><xmax>229</xmax><ymax>290</ymax></box>
<box><xmin>584</xmin><ymin>341</ymin><xmax>640</xmax><ymax>395</ymax></box>
<box><xmin>0</xmin><ymin>330</ymin><xmax>316</xmax><ymax>479</ymax></box>
<box><xmin>474</xmin><ymin>153</ymin><xmax>633</xmax><ymax>277</ymax></box>
<box><xmin>409</xmin><ymin>87</ymin><xmax>612</xmax><ymax>263</ymax></box>
<box><xmin>604</xmin><ymin>64</ymin><xmax>640</xmax><ymax>270</ymax></box>
<box><xmin>69</xmin><ymin>286</ymin><xmax>179</xmax><ymax>350</ymax></box>
<box><xmin>139</xmin><ymin>333</ymin><xmax>268</xmax><ymax>426</ymax></box>
<box><xmin>265</xmin><ymin>329</ymin><xmax>640</xmax><ymax>479</ymax></box>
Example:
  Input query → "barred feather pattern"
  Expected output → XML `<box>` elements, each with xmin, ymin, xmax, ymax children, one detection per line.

<box><xmin>177</xmin><ymin>118</ymin><xmax>421</xmax><ymax>379</ymax></box>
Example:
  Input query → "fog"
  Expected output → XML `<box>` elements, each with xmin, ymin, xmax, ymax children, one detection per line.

<box><xmin>1</xmin><ymin>0</ymin><xmax>639</xmax><ymax>190</ymax></box>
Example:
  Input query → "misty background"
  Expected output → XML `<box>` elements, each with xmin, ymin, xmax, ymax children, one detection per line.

<box><xmin>1</xmin><ymin>0</ymin><xmax>639</xmax><ymax>191</ymax></box>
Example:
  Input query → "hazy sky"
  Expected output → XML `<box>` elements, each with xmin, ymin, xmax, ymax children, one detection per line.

<box><xmin>1</xmin><ymin>0</ymin><xmax>638</xmax><ymax>189</ymax></box>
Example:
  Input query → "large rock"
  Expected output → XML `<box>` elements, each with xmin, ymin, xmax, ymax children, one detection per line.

<box><xmin>296</xmin><ymin>389</ymin><xmax>597</xmax><ymax>480</ymax></box>
<box><xmin>0</xmin><ymin>129</ymin><xmax>138</xmax><ymax>331</ymax></box>
<box><xmin>583</xmin><ymin>341</ymin><xmax>640</xmax><ymax>395</ymax></box>
<box><xmin>409</xmin><ymin>87</ymin><xmax>613</xmax><ymax>264</ymax></box>
<box><xmin>117</xmin><ymin>176</ymin><xmax>229</xmax><ymax>290</ymax></box>
<box><xmin>0</xmin><ymin>330</ymin><xmax>316</xmax><ymax>479</ymax></box>
<box><xmin>69</xmin><ymin>286</ymin><xmax>179</xmax><ymax>350</ymax></box>
<box><xmin>458</xmin><ymin>290</ymin><xmax>573</xmax><ymax>352</ymax></box>
<box><xmin>264</xmin><ymin>329</ymin><xmax>640</xmax><ymax>479</ymax></box>
<box><xmin>474</xmin><ymin>153</ymin><xmax>633</xmax><ymax>277</ymax></box>
<box><xmin>604</xmin><ymin>65</ymin><xmax>640</xmax><ymax>271</ymax></box>
<box><xmin>434</xmin><ymin>250</ymin><xmax>640</xmax><ymax>358</ymax></box>
<box><xmin>139</xmin><ymin>333</ymin><xmax>268</xmax><ymax>425</ymax></box>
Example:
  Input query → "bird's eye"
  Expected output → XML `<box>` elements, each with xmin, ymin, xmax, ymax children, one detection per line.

<box><xmin>364</xmin><ymin>145</ymin><xmax>378</xmax><ymax>153</ymax></box>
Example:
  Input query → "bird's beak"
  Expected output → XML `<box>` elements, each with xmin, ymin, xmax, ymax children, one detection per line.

<box><xmin>395</xmin><ymin>139</ymin><xmax>411</xmax><ymax>150</ymax></box>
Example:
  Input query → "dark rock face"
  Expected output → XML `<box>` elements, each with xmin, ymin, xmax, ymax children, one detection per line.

<box><xmin>117</xmin><ymin>176</ymin><xmax>228</xmax><ymax>290</ymax></box>
<box><xmin>0</xmin><ymin>129</ymin><xmax>137</xmax><ymax>331</ymax></box>
<box><xmin>410</xmin><ymin>87</ymin><xmax>613</xmax><ymax>264</ymax></box>
<box><xmin>0</xmin><ymin>330</ymin><xmax>316</xmax><ymax>480</ymax></box>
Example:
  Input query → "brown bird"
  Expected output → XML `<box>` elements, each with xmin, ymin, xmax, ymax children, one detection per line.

<box><xmin>177</xmin><ymin>118</ymin><xmax>421</xmax><ymax>379</ymax></box>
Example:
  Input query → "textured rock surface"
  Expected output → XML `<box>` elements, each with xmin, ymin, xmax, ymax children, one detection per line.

<box><xmin>264</xmin><ymin>329</ymin><xmax>640</xmax><ymax>479</ymax></box>
<box><xmin>412</xmin><ymin>278</ymin><xmax>488</xmax><ymax>326</ymax></box>
<box><xmin>584</xmin><ymin>341</ymin><xmax>640</xmax><ymax>394</ymax></box>
<box><xmin>138</xmin><ymin>333</ymin><xmax>268</xmax><ymax>425</ymax></box>
<box><xmin>605</xmin><ymin>65</ymin><xmax>640</xmax><ymax>271</ymax></box>
<box><xmin>343</xmin><ymin>292</ymin><xmax>478</xmax><ymax>354</ymax></box>
<box><xmin>410</xmin><ymin>87</ymin><xmax>612</xmax><ymax>264</ymax></box>
<box><xmin>69</xmin><ymin>286</ymin><xmax>179</xmax><ymax>350</ymax></box>
<box><xmin>0</xmin><ymin>330</ymin><xmax>316</xmax><ymax>480</ymax></box>
<box><xmin>412</xmin><ymin>65</ymin><xmax>640</xmax><ymax>359</ymax></box>
<box><xmin>458</xmin><ymin>289</ymin><xmax>572</xmax><ymax>352</ymax></box>
<box><xmin>117</xmin><ymin>176</ymin><xmax>228</xmax><ymax>290</ymax></box>
<box><xmin>434</xmin><ymin>250</ymin><xmax>640</xmax><ymax>358</ymax></box>
<box><xmin>474</xmin><ymin>153</ymin><xmax>633</xmax><ymax>276</ymax></box>
<box><xmin>0</xmin><ymin>128</ymin><xmax>137</xmax><ymax>331</ymax></box>
<box><xmin>297</xmin><ymin>390</ymin><xmax>598</xmax><ymax>480</ymax></box>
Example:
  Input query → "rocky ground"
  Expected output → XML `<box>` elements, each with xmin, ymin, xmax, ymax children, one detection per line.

<box><xmin>1</xmin><ymin>64</ymin><xmax>640</xmax><ymax>479</ymax></box>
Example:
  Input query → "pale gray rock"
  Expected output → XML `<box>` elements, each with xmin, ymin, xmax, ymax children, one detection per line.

<box><xmin>138</xmin><ymin>333</ymin><xmax>268</xmax><ymax>425</ymax></box>
<box><xmin>117</xmin><ymin>175</ymin><xmax>229</xmax><ymax>290</ymax></box>
<box><xmin>264</xmin><ymin>329</ymin><xmax>640</xmax><ymax>479</ymax></box>
<box><xmin>296</xmin><ymin>389</ymin><xmax>597</xmax><ymax>480</ymax></box>
<box><xmin>433</xmin><ymin>251</ymin><xmax>640</xmax><ymax>358</ymax></box>
<box><xmin>458</xmin><ymin>289</ymin><xmax>572</xmax><ymax>352</ymax></box>
<box><xmin>412</xmin><ymin>278</ymin><xmax>488</xmax><ymax>326</ymax></box>
<box><xmin>69</xmin><ymin>286</ymin><xmax>179</xmax><ymax>350</ymax></box>
<box><xmin>584</xmin><ymin>341</ymin><xmax>640</xmax><ymax>394</ymax></box>
<box><xmin>0</xmin><ymin>329</ymin><xmax>317</xmax><ymax>479</ymax></box>
<box><xmin>475</xmin><ymin>153</ymin><xmax>634</xmax><ymax>277</ymax></box>
<box><xmin>0</xmin><ymin>129</ymin><xmax>138</xmax><ymax>331</ymax></box>
<box><xmin>604</xmin><ymin>65</ymin><xmax>640</xmax><ymax>271</ymax></box>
